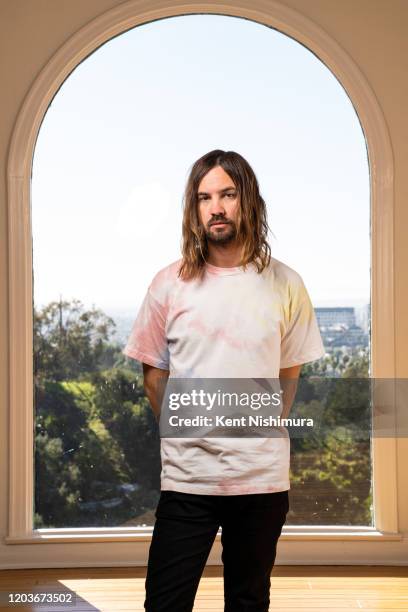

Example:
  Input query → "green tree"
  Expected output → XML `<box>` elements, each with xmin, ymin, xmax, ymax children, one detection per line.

<box><xmin>91</xmin><ymin>367</ymin><xmax>161</xmax><ymax>493</ymax></box>
<box><xmin>34</xmin><ymin>298</ymin><xmax>118</xmax><ymax>384</ymax></box>
<box><xmin>289</xmin><ymin>349</ymin><xmax>372</xmax><ymax>525</ymax></box>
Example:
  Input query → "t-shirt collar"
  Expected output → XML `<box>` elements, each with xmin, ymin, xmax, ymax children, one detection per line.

<box><xmin>204</xmin><ymin>261</ymin><xmax>255</xmax><ymax>276</ymax></box>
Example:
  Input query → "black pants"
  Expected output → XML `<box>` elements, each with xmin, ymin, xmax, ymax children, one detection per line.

<box><xmin>144</xmin><ymin>489</ymin><xmax>289</xmax><ymax>612</ymax></box>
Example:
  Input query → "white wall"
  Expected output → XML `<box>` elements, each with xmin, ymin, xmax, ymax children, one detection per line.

<box><xmin>1</xmin><ymin>0</ymin><xmax>407</xmax><ymax>567</ymax></box>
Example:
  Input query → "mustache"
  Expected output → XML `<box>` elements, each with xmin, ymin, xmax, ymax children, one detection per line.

<box><xmin>209</xmin><ymin>218</ymin><xmax>232</xmax><ymax>226</ymax></box>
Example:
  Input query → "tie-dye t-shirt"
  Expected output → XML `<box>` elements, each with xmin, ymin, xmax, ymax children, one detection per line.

<box><xmin>122</xmin><ymin>256</ymin><xmax>325</xmax><ymax>495</ymax></box>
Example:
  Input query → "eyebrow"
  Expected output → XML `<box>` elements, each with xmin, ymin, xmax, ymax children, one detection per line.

<box><xmin>197</xmin><ymin>187</ymin><xmax>236</xmax><ymax>196</ymax></box>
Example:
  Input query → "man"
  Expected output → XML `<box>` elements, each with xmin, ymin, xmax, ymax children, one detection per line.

<box><xmin>123</xmin><ymin>150</ymin><xmax>325</xmax><ymax>612</ymax></box>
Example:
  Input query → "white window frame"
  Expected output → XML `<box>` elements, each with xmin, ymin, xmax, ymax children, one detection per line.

<box><xmin>5</xmin><ymin>0</ymin><xmax>404</xmax><ymax>566</ymax></box>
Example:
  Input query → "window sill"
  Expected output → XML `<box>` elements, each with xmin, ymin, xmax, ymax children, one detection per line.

<box><xmin>5</xmin><ymin>526</ymin><xmax>403</xmax><ymax>544</ymax></box>
<box><xmin>280</xmin><ymin>526</ymin><xmax>403</xmax><ymax>541</ymax></box>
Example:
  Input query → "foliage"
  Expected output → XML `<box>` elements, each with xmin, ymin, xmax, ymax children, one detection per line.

<box><xmin>288</xmin><ymin>350</ymin><xmax>372</xmax><ymax>525</ymax></box>
<box><xmin>33</xmin><ymin>298</ymin><xmax>119</xmax><ymax>384</ymax></box>
<box><xmin>33</xmin><ymin>299</ymin><xmax>373</xmax><ymax>527</ymax></box>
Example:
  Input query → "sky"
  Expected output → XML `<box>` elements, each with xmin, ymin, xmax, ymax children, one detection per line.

<box><xmin>31</xmin><ymin>14</ymin><xmax>370</xmax><ymax>317</ymax></box>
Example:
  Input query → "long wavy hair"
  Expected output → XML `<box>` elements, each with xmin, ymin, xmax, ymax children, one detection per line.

<box><xmin>178</xmin><ymin>149</ymin><xmax>272</xmax><ymax>282</ymax></box>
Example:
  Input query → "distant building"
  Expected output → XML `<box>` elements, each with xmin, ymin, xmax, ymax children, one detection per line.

<box><xmin>327</xmin><ymin>324</ymin><xmax>367</xmax><ymax>348</ymax></box>
<box><xmin>354</xmin><ymin>304</ymin><xmax>370</xmax><ymax>333</ymax></box>
<box><xmin>315</xmin><ymin>307</ymin><xmax>356</xmax><ymax>328</ymax></box>
<box><xmin>314</xmin><ymin>306</ymin><xmax>369</xmax><ymax>350</ymax></box>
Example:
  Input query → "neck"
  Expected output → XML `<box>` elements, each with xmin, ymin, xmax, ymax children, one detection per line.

<box><xmin>206</xmin><ymin>242</ymin><xmax>242</xmax><ymax>268</ymax></box>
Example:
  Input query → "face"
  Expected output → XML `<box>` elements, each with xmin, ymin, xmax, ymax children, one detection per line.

<box><xmin>197</xmin><ymin>166</ymin><xmax>240</xmax><ymax>245</ymax></box>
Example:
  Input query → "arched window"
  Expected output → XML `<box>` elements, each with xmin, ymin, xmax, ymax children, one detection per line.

<box><xmin>7</xmin><ymin>1</ymin><xmax>398</xmax><ymax>563</ymax></box>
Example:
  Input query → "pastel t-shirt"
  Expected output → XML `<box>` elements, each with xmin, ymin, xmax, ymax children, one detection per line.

<box><xmin>122</xmin><ymin>256</ymin><xmax>325</xmax><ymax>495</ymax></box>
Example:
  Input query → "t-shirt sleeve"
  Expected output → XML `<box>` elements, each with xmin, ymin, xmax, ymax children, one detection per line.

<box><xmin>280</xmin><ymin>276</ymin><xmax>325</xmax><ymax>369</ymax></box>
<box><xmin>122</xmin><ymin>285</ymin><xmax>170</xmax><ymax>370</ymax></box>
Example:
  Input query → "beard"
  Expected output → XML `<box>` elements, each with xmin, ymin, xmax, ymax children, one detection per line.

<box><xmin>204</xmin><ymin>221</ymin><xmax>237</xmax><ymax>245</ymax></box>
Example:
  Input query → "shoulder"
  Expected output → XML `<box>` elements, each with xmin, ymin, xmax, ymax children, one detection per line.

<box><xmin>266</xmin><ymin>256</ymin><xmax>304</xmax><ymax>289</ymax></box>
<box><xmin>150</xmin><ymin>258</ymin><xmax>183</xmax><ymax>285</ymax></box>
<box><xmin>149</xmin><ymin>258</ymin><xmax>183</xmax><ymax>302</ymax></box>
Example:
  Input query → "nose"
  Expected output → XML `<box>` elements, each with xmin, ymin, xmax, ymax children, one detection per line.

<box><xmin>208</xmin><ymin>196</ymin><xmax>226</xmax><ymax>216</ymax></box>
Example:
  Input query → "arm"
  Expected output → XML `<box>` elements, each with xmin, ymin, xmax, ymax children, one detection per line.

<box><xmin>142</xmin><ymin>363</ymin><xmax>170</xmax><ymax>422</ymax></box>
<box><xmin>279</xmin><ymin>364</ymin><xmax>302</xmax><ymax>419</ymax></box>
